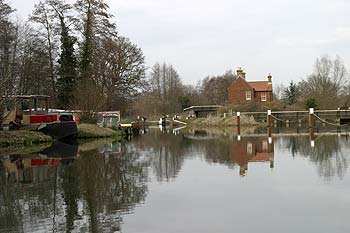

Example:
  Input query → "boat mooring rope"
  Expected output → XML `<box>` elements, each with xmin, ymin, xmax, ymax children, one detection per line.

<box><xmin>314</xmin><ymin>114</ymin><xmax>350</xmax><ymax>127</ymax></box>
<box><xmin>270</xmin><ymin>114</ymin><xmax>308</xmax><ymax>124</ymax></box>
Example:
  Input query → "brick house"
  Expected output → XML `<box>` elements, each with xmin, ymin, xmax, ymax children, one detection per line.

<box><xmin>229</xmin><ymin>137</ymin><xmax>274</xmax><ymax>176</ymax></box>
<box><xmin>228</xmin><ymin>68</ymin><xmax>273</xmax><ymax>105</ymax></box>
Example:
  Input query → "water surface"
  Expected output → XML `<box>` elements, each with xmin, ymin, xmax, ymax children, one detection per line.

<box><xmin>1</xmin><ymin>128</ymin><xmax>350</xmax><ymax>233</ymax></box>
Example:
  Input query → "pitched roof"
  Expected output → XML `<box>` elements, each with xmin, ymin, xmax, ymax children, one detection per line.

<box><xmin>248</xmin><ymin>81</ymin><xmax>272</xmax><ymax>92</ymax></box>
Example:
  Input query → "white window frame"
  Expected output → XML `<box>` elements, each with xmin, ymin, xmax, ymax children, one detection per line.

<box><xmin>247</xmin><ymin>142</ymin><xmax>253</xmax><ymax>155</ymax></box>
<box><xmin>262</xmin><ymin>140</ymin><xmax>268</xmax><ymax>151</ymax></box>
<box><xmin>246</xmin><ymin>91</ymin><xmax>252</xmax><ymax>101</ymax></box>
<box><xmin>261</xmin><ymin>93</ymin><xmax>267</xmax><ymax>102</ymax></box>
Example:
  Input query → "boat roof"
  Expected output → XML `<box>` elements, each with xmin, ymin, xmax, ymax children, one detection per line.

<box><xmin>2</xmin><ymin>95</ymin><xmax>51</xmax><ymax>99</ymax></box>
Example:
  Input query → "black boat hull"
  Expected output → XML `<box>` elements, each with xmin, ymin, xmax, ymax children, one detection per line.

<box><xmin>40</xmin><ymin>121</ymin><xmax>77</xmax><ymax>141</ymax></box>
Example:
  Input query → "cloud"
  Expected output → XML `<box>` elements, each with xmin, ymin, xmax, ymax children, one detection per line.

<box><xmin>9</xmin><ymin>0</ymin><xmax>350</xmax><ymax>85</ymax></box>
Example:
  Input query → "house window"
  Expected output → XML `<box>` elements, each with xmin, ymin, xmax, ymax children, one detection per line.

<box><xmin>246</xmin><ymin>91</ymin><xmax>252</xmax><ymax>101</ymax></box>
<box><xmin>247</xmin><ymin>142</ymin><xmax>253</xmax><ymax>155</ymax></box>
<box><xmin>261</xmin><ymin>93</ymin><xmax>267</xmax><ymax>102</ymax></box>
<box><xmin>262</xmin><ymin>140</ymin><xmax>268</xmax><ymax>151</ymax></box>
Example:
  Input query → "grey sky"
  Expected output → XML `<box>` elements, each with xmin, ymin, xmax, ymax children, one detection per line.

<box><xmin>9</xmin><ymin>0</ymin><xmax>350</xmax><ymax>86</ymax></box>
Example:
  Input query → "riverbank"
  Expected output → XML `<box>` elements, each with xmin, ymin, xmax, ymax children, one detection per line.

<box><xmin>186</xmin><ymin>115</ymin><xmax>262</xmax><ymax>127</ymax></box>
<box><xmin>0</xmin><ymin>124</ymin><xmax>121</xmax><ymax>147</ymax></box>
<box><xmin>0</xmin><ymin>130</ymin><xmax>52</xmax><ymax>147</ymax></box>
<box><xmin>77</xmin><ymin>124</ymin><xmax>121</xmax><ymax>139</ymax></box>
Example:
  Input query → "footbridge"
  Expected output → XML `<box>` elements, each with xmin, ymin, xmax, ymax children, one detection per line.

<box><xmin>183</xmin><ymin>105</ymin><xmax>221</xmax><ymax>118</ymax></box>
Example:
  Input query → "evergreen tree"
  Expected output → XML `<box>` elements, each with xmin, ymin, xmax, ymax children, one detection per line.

<box><xmin>56</xmin><ymin>14</ymin><xmax>77</xmax><ymax>109</ymax></box>
<box><xmin>283</xmin><ymin>81</ymin><xmax>299</xmax><ymax>105</ymax></box>
<box><xmin>305</xmin><ymin>97</ymin><xmax>318</xmax><ymax>109</ymax></box>
<box><xmin>74</xmin><ymin>0</ymin><xmax>117</xmax><ymax>82</ymax></box>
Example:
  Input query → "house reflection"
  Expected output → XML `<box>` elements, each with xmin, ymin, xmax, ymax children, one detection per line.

<box><xmin>230</xmin><ymin>137</ymin><xmax>274</xmax><ymax>176</ymax></box>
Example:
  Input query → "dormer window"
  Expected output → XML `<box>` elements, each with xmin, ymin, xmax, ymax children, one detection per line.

<box><xmin>246</xmin><ymin>91</ymin><xmax>251</xmax><ymax>101</ymax></box>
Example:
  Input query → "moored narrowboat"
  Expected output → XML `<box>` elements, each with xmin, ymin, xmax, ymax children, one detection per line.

<box><xmin>1</xmin><ymin>95</ymin><xmax>77</xmax><ymax>140</ymax></box>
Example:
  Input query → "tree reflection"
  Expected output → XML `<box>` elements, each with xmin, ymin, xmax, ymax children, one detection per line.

<box><xmin>2</xmin><ymin>130</ymin><xmax>350</xmax><ymax>232</ymax></box>
<box><xmin>0</xmin><ymin>162</ymin><xmax>23</xmax><ymax>233</ymax></box>
<box><xmin>135</xmin><ymin>130</ymin><xmax>186</xmax><ymax>182</ymax></box>
<box><xmin>0</xmin><ymin>155</ymin><xmax>60</xmax><ymax>233</ymax></box>
<box><xmin>284</xmin><ymin>135</ymin><xmax>350</xmax><ymax>179</ymax></box>
<box><xmin>0</xmin><ymin>139</ymin><xmax>149</xmax><ymax>233</ymax></box>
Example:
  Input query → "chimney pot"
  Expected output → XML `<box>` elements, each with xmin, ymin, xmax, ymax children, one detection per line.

<box><xmin>268</xmin><ymin>73</ymin><xmax>272</xmax><ymax>83</ymax></box>
<box><xmin>236</xmin><ymin>67</ymin><xmax>245</xmax><ymax>79</ymax></box>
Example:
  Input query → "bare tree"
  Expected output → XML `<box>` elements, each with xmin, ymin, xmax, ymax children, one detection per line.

<box><xmin>0</xmin><ymin>0</ymin><xmax>17</xmax><ymax>125</ymax></box>
<box><xmin>145</xmin><ymin>63</ymin><xmax>184</xmax><ymax>114</ymax></box>
<box><xmin>199</xmin><ymin>70</ymin><xmax>236</xmax><ymax>105</ymax></box>
<box><xmin>300</xmin><ymin>55</ymin><xmax>348</xmax><ymax>109</ymax></box>
<box><xmin>17</xmin><ymin>24</ymin><xmax>51</xmax><ymax>96</ymax></box>
<box><xmin>74</xmin><ymin>79</ymin><xmax>106</xmax><ymax>123</ymax></box>
<box><xmin>95</xmin><ymin>36</ymin><xmax>146</xmax><ymax>110</ymax></box>
<box><xmin>30</xmin><ymin>0</ymin><xmax>58</xmax><ymax>99</ymax></box>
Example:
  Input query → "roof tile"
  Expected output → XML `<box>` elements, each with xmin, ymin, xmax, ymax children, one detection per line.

<box><xmin>248</xmin><ymin>81</ymin><xmax>272</xmax><ymax>91</ymax></box>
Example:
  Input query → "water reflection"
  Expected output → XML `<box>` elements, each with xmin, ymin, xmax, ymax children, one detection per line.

<box><xmin>1</xmin><ymin>128</ymin><xmax>350</xmax><ymax>232</ymax></box>
<box><xmin>282</xmin><ymin>135</ymin><xmax>350</xmax><ymax>179</ymax></box>
<box><xmin>229</xmin><ymin>137</ymin><xmax>274</xmax><ymax>176</ymax></box>
<box><xmin>134</xmin><ymin>130</ymin><xmax>186</xmax><ymax>182</ymax></box>
<box><xmin>0</xmin><ymin>139</ymin><xmax>149</xmax><ymax>233</ymax></box>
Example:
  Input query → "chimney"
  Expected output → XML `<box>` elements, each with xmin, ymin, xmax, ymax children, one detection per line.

<box><xmin>268</xmin><ymin>73</ymin><xmax>272</xmax><ymax>84</ymax></box>
<box><xmin>236</xmin><ymin>67</ymin><xmax>245</xmax><ymax>79</ymax></box>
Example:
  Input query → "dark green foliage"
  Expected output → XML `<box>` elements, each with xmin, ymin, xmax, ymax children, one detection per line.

<box><xmin>283</xmin><ymin>81</ymin><xmax>299</xmax><ymax>105</ymax></box>
<box><xmin>56</xmin><ymin>15</ymin><xmax>77</xmax><ymax>109</ymax></box>
<box><xmin>79</xmin><ymin>7</ymin><xmax>94</xmax><ymax>82</ymax></box>
<box><xmin>178</xmin><ymin>95</ymin><xmax>191</xmax><ymax>109</ymax></box>
<box><xmin>305</xmin><ymin>97</ymin><xmax>318</xmax><ymax>109</ymax></box>
<box><xmin>75</xmin><ymin>0</ymin><xmax>117</xmax><ymax>82</ymax></box>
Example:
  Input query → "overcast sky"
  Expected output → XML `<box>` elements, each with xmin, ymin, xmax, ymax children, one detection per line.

<box><xmin>9</xmin><ymin>0</ymin><xmax>350</xmax><ymax>86</ymax></box>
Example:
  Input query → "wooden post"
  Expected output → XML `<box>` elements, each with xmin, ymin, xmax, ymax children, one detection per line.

<box><xmin>267</xmin><ymin>126</ymin><xmax>272</xmax><ymax>138</ymax></box>
<box><xmin>236</xmin><ymin>112</ymin><xmax>241</xmax><ymax>139</ymax></box>
<box><xmin>267</xmin><ymin>110</ymin><xmax>272</xmax><ymax>137</ymax></box>
<box><xmin>296</xmin><ymin>112</ymin><xmax>299</xmax><ymax>123</ymax></box>
<box><xmin>309</xmin><ymin>108</ymin><xmax>315</xmax><ymax>129</ymax></box>
<box><xmin>28</xmin><ymin>98</ymin><xmax>32</xmax><ymax>115</ymax></box>
<box><xmin>268</xmin><ymin>136</ymin><xmax>273</xmax><ymax>147</ymax></box>
<box><xmin>45</xmin><ymin>99</ymin><xmax>49</xmax><ymax>112</ymax></box>
<box><xmin>267</xmin><ymin>110</ymin><xmax>272</xmax><ymax>127</ymax></box>
<box><xmin>309</xmin><ymin>108</ymin><xmax>315</xmax><ymax>147</ymax></box>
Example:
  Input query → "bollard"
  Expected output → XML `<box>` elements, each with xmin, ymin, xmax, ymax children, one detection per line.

<box><xmin>236</xmin><ymin>112</ymin><xmax>241</xmax><ymax>137</ymax></box>
<box><xmin>310</xmin><ymin>140</ymin><xmax>315</xmax><ymax>148</ymax></box>
<box><xmin>309</xmin><ymin>108</ymin><xmax>315</xmax><ymax>129</ymax></box>
<box><xmin>267</xmin><ymin>110</ymin><xmax>272</xmax><ymax>127</ymax></box>
<box><xmin>267</xmin><ymin>126</ymin><xmax>272</xmax><ymax>138</ymax></box>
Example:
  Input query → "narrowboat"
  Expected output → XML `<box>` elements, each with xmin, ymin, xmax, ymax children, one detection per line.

<box><xmin>1</xmin><ymin>95</ymin><xmax>77</xmax><ymax>140</ymax></box>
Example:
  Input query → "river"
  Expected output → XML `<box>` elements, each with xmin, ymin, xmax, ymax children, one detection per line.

<box><xmin>1</xmin><ymin>127</ymin><xmax>350</xmax><ymax>233</ymax></box>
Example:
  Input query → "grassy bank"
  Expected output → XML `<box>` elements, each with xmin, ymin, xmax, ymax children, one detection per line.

<box><xmin>0</xmin><ymin>130</ymin><xmax>52</xmax><ymax>147</ymax></box>
<box><xmin>0</xmin><ymin>143</ymin><xmax>51</xmax><ymax>156</ymax></box>
<box><xmin>186</xmin><ymin>115</ymin><xmax>263</xmax><ymax>127</ymax></box>
<box><xmin>0</xmin><ymin>124</ymin><xmax>120</xmax><ymax>147</ymax></box>
<box><xmin>77</xmin><ymin>124</ymin><xmax>121</xmax><ymax>139</ymax></box>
